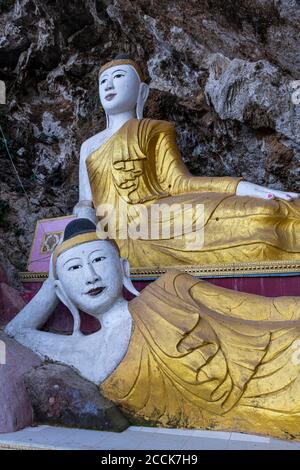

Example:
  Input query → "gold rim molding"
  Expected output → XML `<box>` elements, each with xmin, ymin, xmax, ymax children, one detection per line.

<box><xmin>19</xmin><ymin>259</ymin><xmax>300</xmax><ymax>282</ymax></box>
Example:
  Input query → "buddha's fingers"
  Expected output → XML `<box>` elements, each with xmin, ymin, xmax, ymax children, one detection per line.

<box><xmin>257</xmin><ymin>187</ymin><xmax>299</xmax><ymax>201</ymax></box>
<box><xmin>276</xmin><ymin>194</ymin><xmax>293</xmax><ymax>201</ymax></box>
<box><xmin>285</xmin><ymin>192</ymin><xmax>300</xmax><ymax>200</ymax></box>
<box><xmin>272</xmin><ymin>191</ymin><xmax>298</xmax><ymax>201</ymax></box>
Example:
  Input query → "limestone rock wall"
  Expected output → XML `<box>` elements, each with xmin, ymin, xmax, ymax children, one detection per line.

<box><xmin>0</xmin><ymin>0</ymin><xmax>299</xmax><ymax>276</ymax></box>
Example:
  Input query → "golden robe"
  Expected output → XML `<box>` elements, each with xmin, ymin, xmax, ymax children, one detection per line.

<box><xmin>101</xmin><ymin>270</ymin><xmax>300</xmax><ymax>440</ymax></box>
<box><xmin>87</xmin><ymin>118</ymin><xmax>300</xmax><ymax>267</ymax></box>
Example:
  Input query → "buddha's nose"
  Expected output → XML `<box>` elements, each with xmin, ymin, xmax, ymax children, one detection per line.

<box><xmin>86</xmin><ymin>263</ymin><xmax>100</xmax><ymax>285</ymax></box>
<box><xmin>105</xmin><ymin>77</ymin><xmax>114</xmax><ymax>91</ymax></box>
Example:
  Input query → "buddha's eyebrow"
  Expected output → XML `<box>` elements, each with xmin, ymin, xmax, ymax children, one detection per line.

<box><xmin>63</xmin><ymin>257</ymin><xmax>81</xmax><ymax>267</ymax></box>
<box><xmin>112</xmin><ymin>69</ymin><xmax>127</xmax><ymax>75</ymax></box>
<box><xmin>89</xmin><ymin>249</ymin><xmax>106</xmax><ymax>256</ymax></box>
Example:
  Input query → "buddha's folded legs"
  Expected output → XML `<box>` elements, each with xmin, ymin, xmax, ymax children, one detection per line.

<box><xmin>115</xmin><ymin>194</ymin><xmax>300</xmax><ymax>267</ymax></box>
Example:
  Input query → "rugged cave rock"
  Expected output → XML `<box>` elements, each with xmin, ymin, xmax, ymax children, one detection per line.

<box><xmin>0</xmin><ymin>0</ymin><xmax>299</xmax><ymax>276</ymax></box>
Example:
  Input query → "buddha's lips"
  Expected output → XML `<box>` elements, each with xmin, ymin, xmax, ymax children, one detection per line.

<box><xmin>105</xmin><ymin>93</ymin><xmax>117</xmax><ymax>101</ymax></box>
<box><xmin>86</xmin><ymin>286</ymin><xmax>106</xmax><ymax>296</ymax></box>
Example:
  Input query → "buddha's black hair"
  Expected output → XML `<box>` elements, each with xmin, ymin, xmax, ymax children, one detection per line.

<box><xmin>63</xmin><ymin>218</ymin><xmax>97</xmax><ymax>241</ymax></box>
<box><xmin>63</xmin><ymin>218</ymin><xmax>120</xmax><ymax>254</ymax></box>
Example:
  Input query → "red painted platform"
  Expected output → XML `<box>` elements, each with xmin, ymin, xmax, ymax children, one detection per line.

<box><xmin>21</xmin><ymin>275</ymin><xmax>300</xmax><ymax>335</ymax></box>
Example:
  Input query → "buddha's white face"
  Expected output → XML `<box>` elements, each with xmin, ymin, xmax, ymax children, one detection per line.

<box><xmin>56</xmin><ymin>240</ymin><xmax>124</xmax><ymax>317</ymax></box>
<box><xmin>99</xmin><ymin>64</ymin><xmax>141</xmax><ymax>115</ymax></box>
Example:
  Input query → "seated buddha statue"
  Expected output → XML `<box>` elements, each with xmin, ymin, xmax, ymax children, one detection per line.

<box><xmin>6</xmin><ymin>219</ymin><xmax>300</xmax><ymax>441</ymax></box>
<box><xmin>74</xmin><ymin>54</ymin><xmax>300</xmax><ymax>268</ymax></box>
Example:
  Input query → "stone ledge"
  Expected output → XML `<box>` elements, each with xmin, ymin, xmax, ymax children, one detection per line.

<box><xmin>1</xmin><ymin>426</ymin><xmax>300</xmax><ymax>451</ymax></box>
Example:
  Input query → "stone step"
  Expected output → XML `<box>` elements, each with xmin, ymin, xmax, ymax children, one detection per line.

<box><xmin>1</xmin><ymin>426</ymin><xmax>300</xmax><ymax>451</ymax></box>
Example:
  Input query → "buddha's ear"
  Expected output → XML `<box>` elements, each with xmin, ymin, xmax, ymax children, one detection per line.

<box><xmin>136</xmin><ymin>82</ymin><xmax>149</xmax><ymax>120</ymax></box>
<box><xmin>54</xmin><ymin>280</ymin><xmax>82</xmax><ymax>335</ymax></box>
<box><xmin>120</xmin><ymin>257</ymin><xmax>140</xmax><ymax>297</ymax></box>
<box><xmin>139</xmin><ymin>82</ymin><xmax>150</xmax><ymax>101</ymax></box>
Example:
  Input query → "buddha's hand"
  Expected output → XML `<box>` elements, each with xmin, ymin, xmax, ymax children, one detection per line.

<box><xmin>5</xmin><ymin>253</ymin><xmax>59</xmax><ymax>338</ymax></box>
<box><xmin>73</xmin><ymin>200</ymin><xmax>97</xmax><ymax>224</ymax></box>
<box><xmin>236</xmin><ymin>181</ymin><xmax>299</xmax><ymax>201</ymax></box>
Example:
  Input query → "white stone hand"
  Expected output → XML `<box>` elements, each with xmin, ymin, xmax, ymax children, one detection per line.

<box><xmin>46</xmin><ymin>252</ymin><xmax>56</xmax><ymax>287</ymax></box>
<box><xmin>5</xmin><ymin>256</ymin><xmax>59</xmax><ymax>336</ymax></box>
<box><xmin>236</xmin><ymin>181</ymin><xmax>300</xmax><ymax>201</ymax></box>
<box><xmin>73</xmin><ymin>200</ymin><xmax>97</xmax><ymax>224</ymax></box>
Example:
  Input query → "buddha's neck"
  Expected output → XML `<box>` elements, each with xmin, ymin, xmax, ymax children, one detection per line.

<box><xmin>100</xmin><ymin>298</ymin><xmax>131</xmax><ymax>329</ymax></box>
<box><xmin>107</xmin><ymin>111</ymin><xmax>136</xmax><ymax>134</ymax></box>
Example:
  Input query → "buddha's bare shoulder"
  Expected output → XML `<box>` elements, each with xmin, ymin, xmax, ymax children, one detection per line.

<box><xmin>80</xmin><ymin>129</ymin><xmax>111</xmax><ymax>161</ymax></box>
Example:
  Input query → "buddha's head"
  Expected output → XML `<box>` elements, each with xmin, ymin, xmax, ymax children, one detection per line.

<box><xmin>99</xmin><ymin>54</ymin><xmax>149</xmax><ymax>125</ymax></box>
<box><xmin>52</xmin><ymin>218</ymin><xmax>139</xmax><ymax>319</ymax></box>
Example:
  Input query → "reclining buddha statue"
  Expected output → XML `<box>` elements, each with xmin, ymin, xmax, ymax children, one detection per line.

<box><xmin>74</xmin><ymin>54</ymin><xmax>300</xmax><ymax>268</ymax></box>
<box><xmin>6</xmin><ymin>219</ymin><xmax>300</xmax><ymax>440</ymax></box>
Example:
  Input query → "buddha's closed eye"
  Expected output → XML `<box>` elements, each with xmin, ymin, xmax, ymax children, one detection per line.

<box><xmin>100</xmin><ymin>73</ymin><xmax>125</xmax><ymax>86</ymax></box>
<box><xmin>92</xmin><ymin>256</ymin><xmax>106</xmax><ymax>263</ymax></box>
<box><xmin>68</xmin><ymin>264</ymin><xmax>82</xmax><ymax>271</ymax></box>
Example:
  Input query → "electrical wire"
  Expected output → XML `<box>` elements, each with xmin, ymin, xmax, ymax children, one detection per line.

<box><xmin>0</xmin><ymin>122</ymin><xmax>60</xmax><ymax>268</ymax></box>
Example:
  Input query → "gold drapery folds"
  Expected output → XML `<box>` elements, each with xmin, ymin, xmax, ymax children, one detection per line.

<box><xmin>87</xmin><ymin>118</ymin><xmax>300</xmax><ymax>268</ymax></box>
<box><xmin>101</xmin><ymin>270</ymin><xmax>300</xmax><ymax>440</ymax></box>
